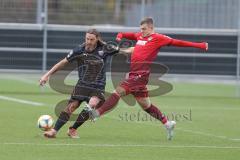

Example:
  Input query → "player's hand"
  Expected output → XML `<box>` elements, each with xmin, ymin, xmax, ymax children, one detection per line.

<box><xmin>116</xmin><ymin>33</ymin><xmax>123</xmax><ymax>41</ymax></box>
<box><xmin>200</xmin><ymin>42</ymin><xmax>208</xmax><ymax>51</ymax></box>
<box><xmin>39</xmin><ymin>75</ymin><xmax>49</xmax><ymax>86</ymax></box>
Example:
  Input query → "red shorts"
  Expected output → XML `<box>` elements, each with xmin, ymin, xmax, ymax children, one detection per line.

<box><xmin>120</xmin><ymin>74</ymin><xmax>149</xmax><ymax>98</ymax></box>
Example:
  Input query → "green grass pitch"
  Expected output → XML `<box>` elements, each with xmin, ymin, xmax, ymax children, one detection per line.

<box><xmin>0</xmin><ymin>74</ymin><xmax>240</xmax><ymax>160</ymax></box>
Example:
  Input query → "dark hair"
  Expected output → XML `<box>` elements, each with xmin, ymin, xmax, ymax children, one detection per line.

<box><xmin>140</xmin><ymin>17</ymin><xmax>154</xmax><ymax>25</ymax></box>
<box><xmin>86</xmin><ymin>28</ymin><xmax>105</xmax><ymax>45</ymax></box>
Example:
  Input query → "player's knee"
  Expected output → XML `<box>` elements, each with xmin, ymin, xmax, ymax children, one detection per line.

<box><xmin>140</xmin><ymin>103</ymin><xmax>151</xmax><ymax>110</ymax></box>
<box><xmin>89</xmin><ymin>97</ymin><xmax>101</xmax><ymax>108</ymax></box>
<box><xmin>88</xmin><ymin>102</ymin><xmax>98</xmax><ymax>109</ymax></box>
<box><xmin>137</xmin><ymin>98</ymin><xmax>151</xmax><ymax>110</ymax></box>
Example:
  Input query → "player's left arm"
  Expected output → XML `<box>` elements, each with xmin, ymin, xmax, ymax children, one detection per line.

<box><xmin>159</xmin><ymin>35</ymin><xmax>208</xmax><ymax>51</ymax></box>
<box><xmin>170</xmin><ymin>38</ymin><xmax>208</xmax><ymax>51</ymax></box>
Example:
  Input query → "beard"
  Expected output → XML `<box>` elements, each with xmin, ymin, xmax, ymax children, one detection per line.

<box><xmin>85</xmin><ymin>44</ymin><xmax>96</xmax><ymax>52</ymax></box>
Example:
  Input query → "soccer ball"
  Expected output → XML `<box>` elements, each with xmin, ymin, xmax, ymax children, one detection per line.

<box><xmin>37</xmin><ymin>115</ymin><xmax>54</xmax><ymax>131</ymax></box>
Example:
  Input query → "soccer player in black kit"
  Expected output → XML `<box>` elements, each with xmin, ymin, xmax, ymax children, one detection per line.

<box><xmin>39</xmin><ymin>29</ymin><xmax>121</xmax><ymax>138</ymax></box>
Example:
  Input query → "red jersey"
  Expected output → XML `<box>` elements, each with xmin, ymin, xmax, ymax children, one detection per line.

<box><xmin>120</xmin><ymin>32</ymin><xmax>207</xmax><ymax>78</ymax></box>
<box><xmin>121</xmin><ymin>32</ymin><xmax>172</xmax><ymax>77</ymax></box>
<box><xmin>132</xmin><ymin>33</ymin><xmax>172</xmax><ymax>74</ymax></box>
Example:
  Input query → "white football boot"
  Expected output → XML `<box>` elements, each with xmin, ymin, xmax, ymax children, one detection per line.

<box><xmin>84</xmin><ymin>104</ymin><xmax>99</xmax><ymax>122</ymax></box>
<box><xmin>165</xmin><ymin>121</ymin><xmax>176</xmax><ymax>140</ymax></box>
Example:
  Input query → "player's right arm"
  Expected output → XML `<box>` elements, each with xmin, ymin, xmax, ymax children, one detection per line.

<box><xmin>39</xmin><ymin>45</ymin><xmax>83</xmax><ymax>86</ymax></box>
<box><xmin>39</xmin><ymin>58</ymin><xmax>69</xmax><ymax>86</ymax></box>
<box><xmin>116</xmin><ymin>32</ymin><xmax>137</xmax><ymax>41</ymax></box>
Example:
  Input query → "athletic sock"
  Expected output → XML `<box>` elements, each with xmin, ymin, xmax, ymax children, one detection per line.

<box><xmin>71</xmin><ymin>109</ymin><xmax>89</xmax><ymax>129</ymax></box>
<box><xmin>97</xmin><ymin>93</ymin><xmax>120</xmax><ymax>116</ymax></box>
<box><xmin>144</xmin><ymin>104</ymin><xmax>168</xmax><ymax>124</ymax></box>
<box><xmin>54</xmin><ymin>111</ymin><xmax>70</xmax><ymax>131</ymax></box>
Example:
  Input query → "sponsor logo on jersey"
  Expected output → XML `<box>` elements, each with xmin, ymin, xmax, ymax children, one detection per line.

<box><xmin>136</xmin><ymin>40</ymin><xmax>147</xmax><ymax>46</ymax></box>
<box><xmin>148</xmin><ymin>37</ymin><xmax>153</xmax><ymax>41</ymax></box>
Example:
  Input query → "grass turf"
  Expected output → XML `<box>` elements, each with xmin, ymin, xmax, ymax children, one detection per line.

<box><xmin>0</xmin><ymin>75</ymin><xmax>240</xmax><ymax>160</ymax></box>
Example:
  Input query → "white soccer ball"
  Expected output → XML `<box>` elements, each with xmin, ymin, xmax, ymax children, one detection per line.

<box><xmin>37</xmin><ymin>115</ymin><xmax>54</xmax><ymax>131</ymax></box>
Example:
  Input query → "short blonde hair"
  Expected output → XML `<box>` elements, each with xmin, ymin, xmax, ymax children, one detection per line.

<box><xmin>140</xmin><ymin>17</ymin><xmax>154</xmax><ymax>25</ymax></box>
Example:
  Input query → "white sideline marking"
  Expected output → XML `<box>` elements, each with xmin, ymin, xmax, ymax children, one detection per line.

<box><xmin>230</xmin><ymin>138</ymin><xmax>240</xmax><ymax>141</ymax></box>
<box><xmin>0</xmin><ymin>95</ymin><xmax>44</xmax><ymax>106</ymax></box>
<box><xmin>105</xmin><ymin>116</ymin><xmax>240</xmax><ymax>142</ymax></box>
<box><xmin>0</xmin><ymin>76</ymin><xmax>37</xmax><ymax>85</ymax></box>
<box><xmin>2</xmin><ymin>142</ymin><xmax>240</xmax><ymax>149</ymax></box>
<box><xmin>173</xmin><ymin>128</ymin><xmax>240</xmax><ymax>142</ymax></box>
<box><xmin>175</xmin><ymin>128</ymin><xmax>230</xmax><ymax>141</ymax></box>
<box><xmin>0</xmin><ymin>76</ymin><xmax>51</xmax><ymax>89</ymax></box>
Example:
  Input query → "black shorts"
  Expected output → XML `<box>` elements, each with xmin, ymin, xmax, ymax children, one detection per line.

<box><xmin>69</xmin><ymin>85</ymin><xmax>105</xmax><ymax>104</ymax></box>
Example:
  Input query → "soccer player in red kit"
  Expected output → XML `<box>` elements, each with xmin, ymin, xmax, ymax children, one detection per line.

<box><xmin>88</xmin><ymin>17</ymin><xmax>208</xmax><ymax>140</ymax></box>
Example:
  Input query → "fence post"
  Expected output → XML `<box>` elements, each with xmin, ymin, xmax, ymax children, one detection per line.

<box><xmin>42</xmin><ymin>0</ymin><xmax>48</xmax><ymax>72</ymax></box>
<box><xmin>140</xmin><ymin>0</ymin><xmax>145</xmax><ymax>20</ymax></box>
<box><xmin>237</xmin><ymin>0</ymin><xmax>240</xmax><ymax>97</ymax></box>
<box><xmin>36</xmin><ymin>0</ymin><xmax>43</xmax><ymax>24</ymax></box>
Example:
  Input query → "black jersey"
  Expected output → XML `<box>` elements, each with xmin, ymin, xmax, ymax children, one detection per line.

<box><xmin>66</xmin><ymin>42</ymin><xmax>119</xmax><ymax>90</ymax></box>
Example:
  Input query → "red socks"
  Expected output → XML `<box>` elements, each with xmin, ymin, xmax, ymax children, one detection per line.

<box><xmin>145</xmin><ymin>104</ymin><xmax>168</xmax><ymax>124</ymax></box>
<box><xmin>97</xmin><ymin>93</ymin><xmax>120</xmax><ymax>116</ymax></box>
<box><xmin>96</xmin><ymin>93</ymin><xmax>167</xmax><ymax>125</ymax></box>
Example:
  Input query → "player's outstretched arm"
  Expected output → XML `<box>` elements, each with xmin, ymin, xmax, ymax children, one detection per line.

<box><xmin>170</xmin><ymin>38</ymin><xmax>208</xmax><ymax>51</ymax></box>
<box><xmin>39</xmin><ymin>58</ymin><xmax>69</xmax><ymax>86</ymax></box>
<box><xmin>119</xmin><ymin>47</ymin><xmax>134</xmax><ymax>56</ymax></box>
<box><xmin>116</xmin><ymin>32</ymin><xmax>137</xmax><ymax>41</ymax></box>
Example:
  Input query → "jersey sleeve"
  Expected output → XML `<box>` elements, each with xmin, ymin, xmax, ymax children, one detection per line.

<box><xmin>121</xmin><ymin>32</ymin><xmax>138</xmax><ymax>40</ymax></box>
<box><xmin>168</xmin><ymin>38</ymin><xmax>207</xmax><ymax>50</ymax></box>
<box><xmin>66</xmin><ymin>45</ymin><xmax>83</xmax><ymax>62</ymax></box>
<box><xmin>157</xmin><ymin>34</ymin><xmax>173</xmax><ymax>47</ymax></box>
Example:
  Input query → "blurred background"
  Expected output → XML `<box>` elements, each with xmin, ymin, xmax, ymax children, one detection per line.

<box><xmin>0</xmin><ymin>0</ymin><xmax>239</xmax><ymax>96</ymax></box>
<box><xmin>0</xmin><ymin>0</ymin><xmax>238</xmax><ymax>28</ymax></box>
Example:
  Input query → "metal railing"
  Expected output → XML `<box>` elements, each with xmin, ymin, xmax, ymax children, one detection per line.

<box><xmin>0</xmin><ymin>23</ymin><xmax>238</xmax><ymax>72</ymax></box>
<box><xmin>0</xmin><ymin>0</ymin><xmax>239</xmax><ymax>96</ymax></box>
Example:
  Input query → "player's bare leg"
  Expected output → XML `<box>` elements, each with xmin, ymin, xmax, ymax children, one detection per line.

<box><xmin>44</xmin><ymin>100</ymin><xmax>80</xmax><ymax>138</ymax></box>
<box><xmin>136</xmin><ymin>97</ymin><xmax>176</xmax><ymax>140</ymax></box>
